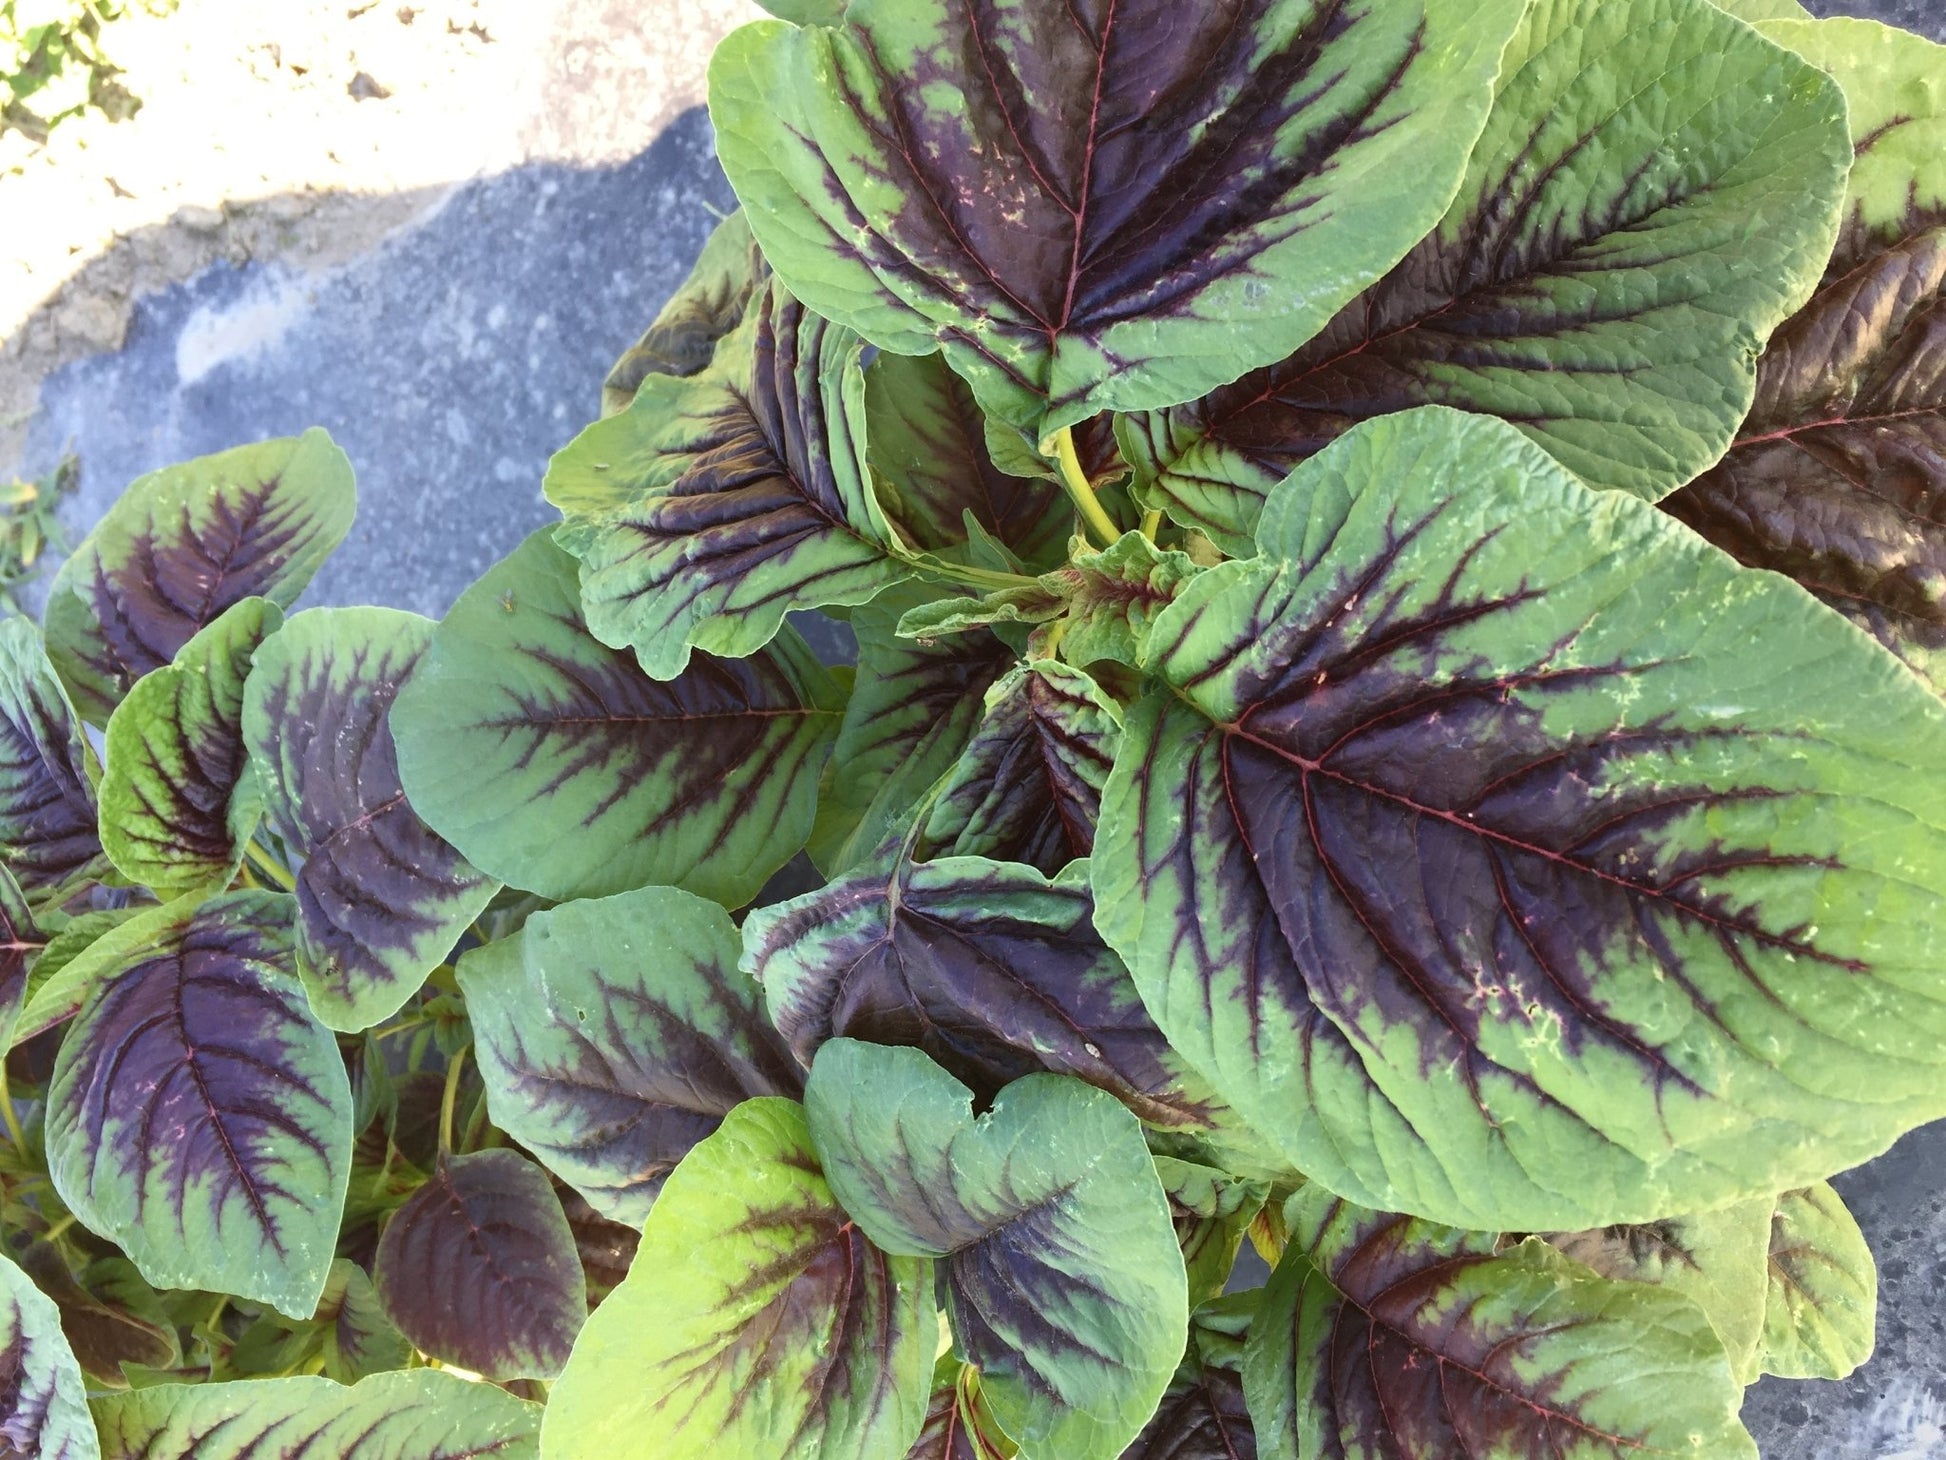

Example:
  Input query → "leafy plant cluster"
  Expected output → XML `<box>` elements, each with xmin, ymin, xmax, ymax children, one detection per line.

<box><xmin>2</xmin><ymin>0</ymin><xmax>170</xmax><ymax>142</ymax></box>
<box><xmin>0</xmin><ymin>0</ymin><xmax>1940</xmax><ymax>1454</ymax></box>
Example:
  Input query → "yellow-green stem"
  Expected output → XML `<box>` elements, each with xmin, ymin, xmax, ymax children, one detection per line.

<box><xmin>40</xmin><ymin>1211</ymin><xmax>76</xmax><ymax>1245</ymax></box>
<box><xmin>0</xmin><ymin>1069</ymin><xmax>27</xmax><ymax>1165</ymax></box>
<box><xmin>1046</xmin><ymin>426</ymin><xmax>1122</xmax><ymax>548</ymax></box>
<box><xmin>246</xmin><ymin>843</ymin><xmax>296</xmax><ymax>892</ymax></box>
<box><xmin>439</xmin><ymin>1048</ymin><xmax>468</xmax><ymax>1158</ymax></box>
<box><xmin>1140</xmin><ymin>508</ymin><xmax>1163</xmax><ymax>541</ymax></box>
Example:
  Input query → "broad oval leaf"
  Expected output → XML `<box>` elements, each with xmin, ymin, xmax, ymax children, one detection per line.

<box><xmin>99</xmin><ymin>597</ymin><xmax>283</xmax><ymax>897</ymax></box>
<box><xmin>43</xmin><ymin>429</ymin><xmax>356</xmax><ymax>723</ymax></box>
<box><xmin>809</xmin><ymin>588</ymin><xmax>1016</xmax><ymax>875</ymax></box>
<box><xmin>1663</xmin><ymin>19</ymin><xmax>1946</xmax><ymax>693</ymax></box>
<box><xmin>44</xmin><ymin>892</ymin><xmax>353</xmax><ymax>1318</ymax></box>
<box><xmin>374</xmin><ymin>1147</ymin><xmax>586</xmax><ymax>1380</ymax></box>
<box><xmin>0</xmin><ymin>617</ymin><xmax>105</xmax><ymax>903</ymax></box>
<box><xmin>1125</xmin><ymin>0</ymin><xmax>1853</xmax><ymax>549</ymax></box>
<box><xmin>920</xmin><ymin>661</ymin><xmax>1119</xmax><ymax>872</ymax></box>
<box><xmin>603</xmin><ymin>210</ymin><xmax>765</xmax><ymax>415</ymax></box>
<box><xmin>459</xmin><ymin>884</ymin><xmax>803</xmax><ymax>1227</ymax></box>
<box><xmin>541</xmin><ymin>1097</ymin><xmax>933</xmax><ymax>1460</ymax></box>
<box><xmin>1094</xmin><ymin>406</ymin><xmax>1946</xmax><ymax>1231</ymax></box>
<box><xmin>392</xmin><ymin>530</ymin><xmax>843</xmax><ymax>906</ymax></box>
<box><xmin>804</xmin><ymin>1040</ymin><xmax>1187</xmax><ymax>1460</ymax></box>
<box><xmin>551</xmin><ymin>279</ymin><xmax>910</xmax><ymax>680</ymax></box>
<box><xmin>710</xmin><ymin>0</ymin><xmax>1525</xmax><ymax>435</ymax></box>
<box><xmin>747</xmin><ymin>855</ymin><xmax>1211</xmax><ymax>1128</ymax></box>
<box><xmin>1759</xmin><ymin>1181</ymin><xmax>1877</xmax><ymax>1380</ymax></box>
<box><xmin>90</xmin><ymin>1370</ymin><xmax>540</xmax><ymax>1459</ymax></box>
<box><xmin>243</xmin><ymin>606</ymin><xmax>498</xmax><ymax>1031</ymax></box>
<box><xmin>0</xmin><ymin>1249</ymin><xmax>99</xmax><ymax>1459</ymax></box>
<box><xmin>1547</xmin><ymin>1199</ymin><xmax>1770</xmax><ymax>1385</ymax></box>
<box><xmin>1243</xmin><ymin>1189</ymin><xmax>1755</xmax><ymax>1460</ymax></box>
<box><xmin>315</xmin><ymin>1258</ymin><xmax>411</xmax><ymax>1384</ymax></box>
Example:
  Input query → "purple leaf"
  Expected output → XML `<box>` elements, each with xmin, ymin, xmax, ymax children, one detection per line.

<box><xmin>374</xmin><ymin>1148</ymin><xmax>586</xmax><ymax>1381</ymax></box>
<box><xmin>0</xmin><ymin>619</ymin><xmax>105</xmax><ymax>905</ymax></box>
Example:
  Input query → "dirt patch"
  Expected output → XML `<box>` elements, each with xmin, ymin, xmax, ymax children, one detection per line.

<box><xmin>0</xmin><ymin>0</ymin><xmax>758</xmax><ymax>475</ymax></box>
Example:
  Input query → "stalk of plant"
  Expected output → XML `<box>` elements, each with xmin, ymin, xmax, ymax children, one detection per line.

<box><xmin>0</xmin><ymin>1</ymin><xmax>1937</xmax><ymax>1457</ymax></box>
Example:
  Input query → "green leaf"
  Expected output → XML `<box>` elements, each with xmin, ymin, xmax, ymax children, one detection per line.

<box><xmin>1154</xmin><ymin>1157</ymin><xmax>1269</xmax><ymax>1308</ymax></box>
<box><xmin>459</xmin><ymin>885</ymin><xmax>802</xmax><ymax>1227</ymax></box>
<box><xmin>1547</xmin><ymin>1200</ymin><xmax>1771</xmax><ymax>1384</ymax></box>
<box><xmin>919</xmin><ymin>661</ymin><xmax>1119</xmax><ymax>873</ymax></box>
<box><xmin>0</xmin><ymin>615</ymin><xmax>106</xmax><ymax>903</ymax></box>
<box><xmin>551</xmin><ymin>279</ymin><xmax>912</xmax><ymax>680</ymax></box>
<box><xmin>1094</xmin><ymin>405</ymin><xmax>1946</xmax><ymax>1231</ymax></box>
<box><xmin>99</xmin><ymin>597</ymin><xmax>283</xmax><ymax>897</ymax></box>
<box><xmin>44</xmin><ymin>892</ymin><xmax>353</xmax><ymax>1318</ymax></box>
<box><xmin>803</xmin><ymin>1040</ymin><xmax>1186</xmax><ymax>1460</ymax></box>
<box><xmin>1712</xmin><ymin>0</ymin><xmax>1811</xmax><ymax>19</ymax></box>
<box><xmin>747</xmin><ymin>855</ymin><xmax>1213</xmax><ymax>1129</ymax></box>
<box><xmin>753</xmin><ymin>0</ymin><xmax>846</xmax><ymax>23</ymax></box>
<box><xmin>541</xmin><ymin>1097</ymin><xmax>933</xmax><ymax>1460</ymax></box>
<box><xmin>0</xmin><ymin>865</ymin><xmax>43</xmax><ymax>1048</ymax></box>
<box><xmin>709</xmin><ymin>0</ymin><xmax>1524</xmax><ymax>436</ymax></box>
<box><xmin>1662</xmin><ymin>18</ymin><xmax>1946</xmax><ymax>696</ymax></box>
<box><xmin>243</xmin><ymin>607</ymin><xmax>498</xmax><ymax>1031</ymax></box>
<box><xmin>44</xmin><ymin>429</ymin><xmax>356</xmax><ymax>723</ymax></box>
<box><xmin>1244</xmin><ymin>1188</ymin><xmax>1756</xmax><ymax>1459</ymax></box>
<box><xmin>14</xmin><ymin>906</ymin><xmax>141</xmax><ymax>1047</ymax></box>
<box><xmin>904</xmin><ymin>1363</ymin><xmax>1016</xmax><ymax>1460</ymax></box>
<box><xmin>899</xmin><ymin>533</ymin><xmax>1201</xmax><ymax>672</ymax></box>
<box><xmin>90</xmin><ymin>1370</ymin><xmax>541</xmax><ymax>1459</ymax></box>
<box><xmin>392</xmin><ymin>530</ymin><xmax>842</xmax><ymax>906</ymax></box>
<box><xmin>808</xmin><ymin>588</ymin><xmax>1015</xmax><ymax>875</ymax></box>
<box><xmin>0</xmin><ymin>1248</ymin><xmax>100</xmax><ymax>1459</ymax></box>
<box><xmin>316</xmin><ymin>1257</ymin><xmax>411</xmax><ymax>1384</ymax></box>
<box><xmin>13</xmin><ymin>1243</ymin><xmax>180</xmax><ymax>1387</ymax></box>
<box><xmin>1759</xmin><ymin>1181</ymin><xmax>1877</xmax><ymax>1380</ymax></box>
<box><xmin>1124</xmin><ymin>0</ymin><xmax>1853</xmax><ymax>550</ymax></box>
<box><xmin>603</xmin><ymin>210</ymin><xmax>764</xmax><ymax>415</ymax></box>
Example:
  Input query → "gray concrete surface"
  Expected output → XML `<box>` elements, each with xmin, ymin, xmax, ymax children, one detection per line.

<box><xmin>8</xmin><ymin>3</ymin><xmax>1945</xmax><ymax>1456</ymax></box>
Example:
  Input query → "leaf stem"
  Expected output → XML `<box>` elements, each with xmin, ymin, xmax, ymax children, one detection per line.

<box><xmin>900</xmin><ymin>552</ymin><xmax>1038</xmax><ymax>593</ymax></box>
<box><xmin>40</xmin><ymin>1211</ymin><xmax>76</xmax><ymax>1245</ymax></box>
<box><xmin>245</xmin><ymin>842</ymin><xmax>297</xmax><ymax>892</ymax></box>
<box><xmin>0</xmin><ymin>1069</ymin><xmax>28</xmax><ymax>1165</ymax></box>
<box><xmin>439</xmin><ymin>1048</ymin><xmax>468</xmax><ymax>1159</ymax></box>
<box><xmin>1140</xmin><ymin>507</ymin><xmax>1162</xmax><ymax>541</ymax></box>
<box><xmin>1046</xmin><ymin>426</ymin><xmax>1122</xmax><ymax>549</ymax></box>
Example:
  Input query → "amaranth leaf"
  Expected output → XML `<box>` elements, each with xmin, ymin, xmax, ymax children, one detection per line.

<box><xmin>459</xmin><ymin>884</ymin><xmax>802</xmax><ymax>1227</ymax></box>
<box><xmin>90</xmin><ymin>1369</ymin><xmax>540</xmax><ymax>1459</ymax></box>
<box><xmin>1094</xmin><ymin>405</ymin><xmax>1946</xmax><ymax>1231</ymax></box>
<box><xmin>746</xmin><ymin>855</ymin><xmax>1212</xmax><ymax>1129</ymax></box>
<box><xmin>392</xmin><ymin>530</ymin><xmax>842</xmax><ymax>907</ymax></box>
<box><xmin>243</xmin><ymin>606</ymin><xmax>498</xmax><ymax>1031</ymax></box>
<box><xmin>603</xmin><ymin>210</ymin><xmax>765</xmax><ymax>416</ymax></box>
<box><xmin>1758</xmin><ymin>1181</ymin><xmax>1877</xmax><ymax>1380</ymax></box>
<box><xmin>541</xmin><ymin>1097</ymin><xmax>933</xmax><ymax>1460</ymax></box>
<box><xmin>1242</xmin><ymin>1188</ymin><xmax>1755</xmax><ymax>1459</ymax></box>
<box><xmin>43</xmin><ymin>429</ymin><xmax>355</xmax><ymax>723</ymax></box>
<box><xmin>99</xmin><ymin>596</ymin><xmax>282</xmax><ymax>897</ymax></box>
<box><xmin>0</xmin><ymin>1249</ymin><xmax>99</xmax><ymax>1459</ymax></box>
<box><xmin>374</xmin><ymin>1148</ymin><xmax>586</xmax><ymax>1381</ymax></box>
<box><xmin>552</xmin><ymin>278</ymin><xmax>912</xmax><ymax>680</ymax></box>
<box><xmin>710</xmin><ymin>0</ymin><xmax>1525</xmax><ymax>436</ymax></box>
<box><xmin>1663</xmin><ymin>19</ymin><xmax>1946</xmax><ymax>694</ymax></box>
<box><xmin>804</xmin><ymin>1041</ymin><xmax>1187</xmax><ymax>1460</ymax></box>
<box><xmin>44</xmin><ymin>892</ymin><xmax>352</xmax><ymax>1318</ymax></box>
<box><xmin>1124</xmin><ymin>0</ymin><xmax>1852</xmax><ymax>550</ymax></box>
<box><xmin>0</xmin><ymin>616</ymin><xmax>106</xmax><ymax>904</ymax></box>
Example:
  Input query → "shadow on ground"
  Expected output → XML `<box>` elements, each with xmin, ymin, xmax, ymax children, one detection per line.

<box><xmin>21</xmin><ymin>105</ymin><xmax>733</xmax><ymax>620</ymax></box>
